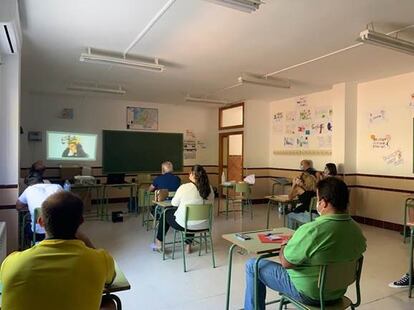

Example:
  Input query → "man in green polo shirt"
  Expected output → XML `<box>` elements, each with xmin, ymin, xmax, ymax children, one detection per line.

<box><xmin>244</xmin><ymin>177</ymin><xmax>366</xmax><ymax>310</ymax></box>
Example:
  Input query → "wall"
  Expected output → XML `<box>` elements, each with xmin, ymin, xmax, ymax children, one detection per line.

<box><xmin>20</xmin><ymin>93</ymin><xmax>219</xmax><ymax>169</ymax></box>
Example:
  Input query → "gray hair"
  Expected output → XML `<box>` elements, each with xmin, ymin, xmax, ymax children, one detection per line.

<box><xmin>161</xmin><ymin>161</ymin><xmax>173</xmax><ymax>174</ymax></box>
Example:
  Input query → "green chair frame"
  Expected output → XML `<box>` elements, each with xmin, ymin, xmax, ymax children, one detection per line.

<box><xmin>279</xmin><ymin>256</ymin><xmax>364</xmax><ymax>310</ymax></box>
<box><xmin>233</xmin><ymin>182</ymin><xmax>253</xmax><ymax>219</ymax></box>
<box><xmin>19</xmin><ymin>211</ymin><xmax>31</xmax><ymax>250</ymax></box>
<box><xmin>171</xmin><ymin>203</ymin><xmax>216</xmax><ymax>272</ymax></box>
<box><xmin>404</xmin><ymin>198</ymin><xmax>414</xmax><ymax>243</ymax></box>
<box><xmin>32</xmin><ymin>208</ymin><xmax>41</xmax><ymax>245</ymax></box>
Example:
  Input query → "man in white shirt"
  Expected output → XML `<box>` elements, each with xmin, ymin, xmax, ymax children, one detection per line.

<box><xmin>16</xmin><ymin>181</ymin><xmax>63</xmax><ymax>241</ymax></box>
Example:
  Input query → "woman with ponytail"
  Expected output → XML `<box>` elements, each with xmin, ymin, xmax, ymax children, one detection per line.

<box><xmin>154</xmin><ymin>165</ymin><xmax>214</xmax><ymax>253</ymax></box>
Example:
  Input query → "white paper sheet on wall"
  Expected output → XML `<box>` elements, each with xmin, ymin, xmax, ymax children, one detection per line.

<box><xmin>368</xmin><ymin>110</ymin><xmax>386</xmax><ymax>123</ymax></box>
<box><xmin>383</xmin><ymin>149</ymin><xmax>403</xmax><ymax>166</ymax></box>
<box><xmin>370</xmin><ymin>134</ymin><xmax>391</xmax><ymax>149</ymax></box>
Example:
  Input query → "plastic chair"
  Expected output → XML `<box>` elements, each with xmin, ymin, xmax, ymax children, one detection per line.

<box><xmin>19</xmin><ymin>211</ymin><xmax>31</xmax><ymax>250</ymax></box>
<box><xmin>279</xmin><ymin>257</ymin><xmax>364</xmax><ymax>310</ymax></box>
<box><xmin>404</xmin><ymin>198</ymin><xmax>414</xmax><ymax>243</ymax></box>
<box><xmin>32</xmin><ymin>208</ymin><xmax>41</xmax><ymax>245</ymax></box>
<box><xmin>232</xmin><ymin>182</ymin><xmax>253</xmax><ymax>219</ymax></box>
<box><xmin>171</xmin><ymin>203</ymin><xmax>215</xmax><ymax>272</ymax></box>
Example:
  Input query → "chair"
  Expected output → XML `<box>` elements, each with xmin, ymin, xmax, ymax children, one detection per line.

<box><xmin>171</xmin><ymin>204</ymin><xmax>215</xmax><ymax>272</ymax></box>
<box><xmin>32</xmin><ymin>208</ymin><xmax>42</xmax><ymax>245</ymax></box>
<box><xmin>19</xmin><ymin>211</ymin><xmax>31</xmax><ymax>250</ymax></box>
<box><xmin>279</xmin><ymin>257</ymin><xmax>364</xmax><ymax>310</ymax></box>
<box><xmin>403</xmin><ymin>198</ymin><xmax>414</xmax><ymax>243</ymax></box>
<box><xmin>288</xmin><ymin>196</ymin><xmax>318</xmax><ymax>230</ymax></box>
<box><xmin>232</xmin><ymin>182</ymin><xmax>253</xmax><ymax>219</ymax></box>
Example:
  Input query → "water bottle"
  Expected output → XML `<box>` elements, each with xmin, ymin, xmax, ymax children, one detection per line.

<box><xmin>63</xmin><ymin>180</ymin><xmax>71</xmax><ymax>192</ymax></box>
<box><xmin>221</xmin><ymin>171</ymin><xmax>226</xmax><ymax>184</ymax></box>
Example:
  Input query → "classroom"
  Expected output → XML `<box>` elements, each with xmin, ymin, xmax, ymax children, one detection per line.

<box><xmin>1</xmin><ymin>0</ymin><xmax>414</xmax><ymax>309</ymax></box>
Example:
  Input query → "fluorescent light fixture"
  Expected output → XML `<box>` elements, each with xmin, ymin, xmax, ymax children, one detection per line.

<box><xmin>67</xmin><ymin>83</ymin><xmax>126</xmax><ymax>95</ymax></box>
<box><xmin>185</xmin><ymin>95</ymin><xmax>229</xmax><ymax>104</ymax></box>
<box><xmin>359</xmin><ymin>29</ymin><xmax>414</xmax><ymax>56</ymax></box>
<box><xmin>204</xmin><ymin>0</ymin><xmax>263</xmax><ymax>13</ymax></box>
<box><xmin>238</xmin><ymin>72</ymin><xmax>291</xmax><ymax>88</ymax></box>
<box><xmin>80</xmin><ymin>48</ymin><xmax>165</xmax><ymax>72</ymax></box>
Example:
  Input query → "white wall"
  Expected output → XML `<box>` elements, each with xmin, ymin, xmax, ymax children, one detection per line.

<box><xmin>357</xmin><ymin>72</ymin><xmax>414</xmax><ymax>176</ymax></box>
<box><xmin>20</xmin><ymin>93</ymin><xmax>218</xmax><ymax>169</ymax></box>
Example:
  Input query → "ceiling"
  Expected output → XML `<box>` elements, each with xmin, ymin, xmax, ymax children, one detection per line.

<box><xmin>19</xmin><ymin>0</ymin><xmax>414</xmax><ymax>104</ymax></box>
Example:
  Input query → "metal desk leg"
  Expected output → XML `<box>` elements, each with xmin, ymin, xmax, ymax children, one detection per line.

<box><xmin>226</xmin><ymin>187</ymin><xmax>229</xmax><ymax>220</ymax></box>
<box><xmin>162</xmin><ymin>207</ymin><xmax>167</xmax><ymax>261</ymax></box>
<box><xmin>225</xmin><ymin>244</ymin><xmax>237</xmax><ymax>310</ymax></box>
<box><xmin>254</xmin><ymin>253</ymin><xmax>281</xmax><ymax>310</ymax></box>
<box><xmin>409</xmin><ymin>227</ymin><xmax>413</xmax><ymax>298</ymax></box>
<box><xmin>266</xmin><ymin>201</ymin><xmax>271</xmax><ymax>229</ymax></box>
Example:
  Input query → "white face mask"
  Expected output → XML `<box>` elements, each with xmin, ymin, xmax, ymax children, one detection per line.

<box><xmin>300</xmin><ymin>165</ymin><xmax>304</xmax><ymax>170</ymax></box>
<box><xmin>316</xmin><ymin>200</ymin><xmax>323</xmax><ymax>216</ymax></box>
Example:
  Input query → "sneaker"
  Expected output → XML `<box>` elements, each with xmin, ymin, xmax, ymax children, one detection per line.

<box><xmin>388</xmin><ymin>274</ymin><xmax>412</xmax><ymax>288</ymax></box>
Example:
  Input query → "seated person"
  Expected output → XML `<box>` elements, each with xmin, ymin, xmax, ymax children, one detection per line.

<box><xmin>154</xmin><ymin>164</ymin><xmax>214</xmax><ymax>253</ymax></box>
<box><xmin>287</xmin><ymin>172</ymin><xmax>317</xmax><ymax>229</ymax></box>
<box><xmin>1</xmin><ymin>191</ymin><xmax>116</xmax><ymax>310</ymax></box>
<box><xmin>149</xmin><ymin>161</ymin><xmax>181</xmax><ymax>192</ymax></box>
<box><xmin>24</xmin><ymin>160</ymin><xmax>48</xmax><ymax>185</ymax></box>
<box><xmin>244</xmin><ymin>177</ymin><xmax>367</xmax><ymax>310</ymax></box>
<box><xmin>300</xmin><ymin>159</ymin><xmax>317</xmax><ymax>177</ymax></box>
<box><xmin>16</xmin><ymin>179</ymin><xmax>63</xmax><ymax>242</ymax></box>
<box><xmin>323</xmin><ymin>163</ymin><xmax>337</xmax><ymax>178</ymax></box>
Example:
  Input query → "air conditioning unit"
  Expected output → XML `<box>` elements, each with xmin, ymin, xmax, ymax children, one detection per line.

<box><xmin>0</xmin><ymin>21</ymin><xmax>21</xmax><ymax>54</ymax></box>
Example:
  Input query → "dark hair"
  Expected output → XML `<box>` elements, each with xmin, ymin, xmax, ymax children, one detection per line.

<box><xmin>41</xmin><ymin>191</ymin><xmax>84</xmax><ymax>239</ymax></box>
<box><xmin>317</xmin><ymin>177</ymin><xmax>349</xmax><ymax>212</ymax></box>
<box><xmin>192</xmin><ymin>165</ymin><xmax>211</xmax><ymax>200</ymax></box>
<box><xmin>325</xmin><ymin>163</ymin><xmax>337</xmax><ymax>176</ymax></box>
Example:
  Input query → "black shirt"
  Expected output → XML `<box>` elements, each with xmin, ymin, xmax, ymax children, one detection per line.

<box><xmin>293</xmin><ymin>190</ymin><xmax>316</xmax><ymax>213</ymax></box>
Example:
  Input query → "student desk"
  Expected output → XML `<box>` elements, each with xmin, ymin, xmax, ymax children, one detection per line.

<box><xmin>223</xmin><ymin>227</ymin><xmax>293</xmax><ymax>310</ymax></box>
<box><xmin>152</xmin><ymin>200</ymin><xmax>176</xmax><ymax>260</ymax></box>
<box><xmin>71</xmin><ymin>184</ymin><xmax>104</xmax><ymax>220</ymax></box>
<box><xmin>265</xmin><ymin>195</ymin><xmax>297</xmax><ymax>229</ymax></box>
<box><xmin>102</xmin><ymin>183</ymin><xmax>138</xmax><ymax>220</ymax></box>
<box><xmin>0</xmin><ymin>260</ymin><xmax>130</xmax><ymax>308</ymax></box>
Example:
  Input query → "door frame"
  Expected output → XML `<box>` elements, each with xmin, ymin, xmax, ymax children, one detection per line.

<box><xmin>218</xmin><ymin>131</ymin><xmax>244</xmax><ymax>197</ymax></box>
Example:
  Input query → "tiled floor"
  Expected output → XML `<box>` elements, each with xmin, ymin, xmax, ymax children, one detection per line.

<box><xmin>82</xmin><ymin>202</ymin><xmax>414</xmax><ymax>309</ymax></box>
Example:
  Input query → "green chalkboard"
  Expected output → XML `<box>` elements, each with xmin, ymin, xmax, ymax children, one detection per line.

<box><xmin>102</xmin><ymin>130</ymin><xmax>183</xmax><ymax>173</ymax></box>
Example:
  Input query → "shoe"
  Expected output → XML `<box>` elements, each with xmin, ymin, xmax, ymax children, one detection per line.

<box><xmin>388</xmin><ymin>274</ymin><xmax>412</xmax><ymax>288</ymax></box>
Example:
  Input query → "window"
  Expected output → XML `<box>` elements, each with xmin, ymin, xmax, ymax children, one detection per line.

<box><xmin>219</xmin><ymin>103</ymin><xmax>244</xmax><ymax>130</ymax></box>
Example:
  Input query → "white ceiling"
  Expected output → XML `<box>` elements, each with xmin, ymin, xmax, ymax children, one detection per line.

<box><xmin>19</xmin><ymin>0</ymin><xmax>414</xmax><ymax>104</ymax></box>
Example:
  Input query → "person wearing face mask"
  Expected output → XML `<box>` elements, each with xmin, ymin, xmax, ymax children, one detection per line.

<box><xmin>287</xmin><ymin>172</ymin><xmax>317</xmax><ymax>229</ymax></box>
<box><xmin>243</xmin><ymin>177</ymin><xmax>366</xmax><ymax>310</ymax></box>
<box><xmin>323</xmin><ymin>163</ymin><xmax>337</xmax><ymax>178</ymax></box>
<box><xmin>299</xmin><ymin>159</ymin><xmax>317</xmax><ymax>177</ymax></box>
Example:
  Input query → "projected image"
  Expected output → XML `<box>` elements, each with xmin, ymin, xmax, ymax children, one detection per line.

<box><xmin>47</xmin><ymin>131</ymin><xmax>97</xmax><ymax>161</ymax></box>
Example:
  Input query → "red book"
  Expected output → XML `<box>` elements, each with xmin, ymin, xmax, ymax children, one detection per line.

<box><xmin>258</xmin><ymin>233</ymin><xmax>291</xmax><ymax>244</ymax></box>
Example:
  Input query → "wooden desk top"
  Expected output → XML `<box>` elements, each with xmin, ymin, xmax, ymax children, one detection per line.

<box><xmin>222</xmin><ymin>227</ymin><xmax>294</xmax><ymax>254</ymax></box>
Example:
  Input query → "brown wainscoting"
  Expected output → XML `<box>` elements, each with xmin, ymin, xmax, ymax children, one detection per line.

<box><xmin>0</xmin><ymin>184</ymin><xmax>18</xmax><ymax>189</ymax></box>
<box><xmin>345</xmin><ymin>173</ymin><xmax>414</xmax><ymax>180</ymax></box>
<box><xmin>0</xmin><ymin>205</ymin><xmax>16</xmax><ymax>210</ymax></box>
<box><xmin>352</xmin><ymin>215</ymin><xmax>403</xmax><ymax>232</ymax></box>
<box><xmin>348</xmin><ymin>185</ymin><xmax>414</xmax><ymax>194</ymax></box>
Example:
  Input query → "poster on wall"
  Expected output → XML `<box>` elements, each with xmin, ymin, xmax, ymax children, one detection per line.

<box><xmin>370</xmin><ymin>134</ymin><xmax>391</xmax><ymax>149</ymax></box>
<box><xmin>299</xmin><ymin>108</ymin><xmax>312</xmax><ymax>121</ymax></box>
<box><xmin>283</xmin><ymin>137</ymin><xmax>295</xmax><ymax>147</ymax></box>
<box><xmin>126</xmin><ymin>107</ymin><xmax>158</xmax><ymax>130</ymax></box>
<box><xmin>317</xmin><ymin>136</ymin><xmax>332</xmax><ymax>148</ymax></box>
<box><xmin>296</xmin><ymin>97</ymin><xmax>307</xmax><ymax>107</ymax></box>
<box><xmin>368</xmin><ymin>109</ymin><xmax>386</xmax><ymax>124</ymax></box>
<box><xmin>184</xmin><ymin>130</ymin><xmax>197</xmax><ymax>160</ymax></box>
<box><xmin>272</xmin><ymin>112</ymin><xmax>284</xmax><ymax>133</ymax></box>
<box><xmin>285</xmin><ymin>111</ymin><xmax>297</xmax><ymax>122</ymax></box>
<box><xmin>383</xmin><ymin>149</ymin><xmax>403</xmax><ymax>166</ymax></box>
<box><xmin>296</xmin><ymin>136</ymin><xmax>309</xmax><ymax>148</ymax></box>
<box><xmin>314</xmin><ymin>107</ymin><xmax>331</xmax><ymax>120</ymax></box>
<box><xmin>285</xmin><ymin>124</ymin><xmax>296</xmax><ymax>135</ymax></box>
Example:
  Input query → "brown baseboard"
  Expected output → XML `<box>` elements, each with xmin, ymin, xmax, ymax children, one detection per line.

<box><xmin>352</xmin><ymin>215</ymin><xmax>403</xmax><ymax>232</ymax></box>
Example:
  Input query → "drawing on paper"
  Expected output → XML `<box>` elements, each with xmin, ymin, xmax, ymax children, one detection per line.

<box><xmin>284</xmin><ymin>137</ymin><xmax>295</xmax><ymax>147</ymax></box>
<box><xmin>370</xmin><ymin>134</ymin><xmax>391</xmax><ymax>149</ymax></box>
<box><xmin>369</xmin><ymin>110</ymin><xmax>386</xmax><ymax>123</ymax></box>
<box><xmin>296</xmin><ymin>97</ymin><xmax>307</xmax><ymax>107</ymax></box>
<box><xmin>299</xmin><ymin>109</ymin><xmax>312</xmax><ymax>121</ymax></box>
<box><xmin>383</xmin><ymin>150</ymin><xmax>403</xmax><ymax>166</ymax></box>
<box><xmin>296</xmin><ymin>136</ymin><xmax>309</xmax><ymax>148</ymax></box>
<box><xmin>286</xmin><ymin>111</ymin><xmax>297</xmax><ymax>122</ymax></box>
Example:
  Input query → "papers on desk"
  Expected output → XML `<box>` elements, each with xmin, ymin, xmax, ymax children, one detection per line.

<box><xmin>258</xmin><ymin>233</ymin><xmax>291</xmax><ymax>244</ymax></box>
<box><xmin>243</xmin><ymin>174</ymin><xmax>255</xmax><ymax>185</ymax></box>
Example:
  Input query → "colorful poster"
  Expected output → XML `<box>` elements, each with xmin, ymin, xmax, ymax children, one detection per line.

<box><xmin>296</xmin><ymin>97</ymin><xmax>307</xmax><ymax>107</ymax></box>
<box><xmin>370</xmin><ymin>134</ymin><xmax>391</xmax><ymax>149</ymax></box>
<box><xmin>126</xmin><ymin>107</ymin><xmax>158</xmax><ymax>130</ymax></box>
<box><xmin>272</xmin><ymin>112</ymin><xmax>284</xmax><ymax>133</ymax></box>
<box><xmin>383</xmin><ymin>150</ymin><xmax>403</xmax><ymax>166</ymax></box>
<box><xmin>184</xmin><ymin>130</ymin><xmax>197</xmax><ymax>159</ymax></box>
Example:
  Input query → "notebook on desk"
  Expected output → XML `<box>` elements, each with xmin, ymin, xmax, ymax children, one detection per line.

<box><xmin>106</xmin><ymin>173</ymin><xmax>126</xmax><ymax>184</ymax></box>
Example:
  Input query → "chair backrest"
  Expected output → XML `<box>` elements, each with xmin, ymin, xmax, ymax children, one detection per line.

<box><xmin>309</xmin><ymin>196</ymin><xmax>318</xmax><ymax>221</ymax></box>
<box><xmin>137</xmin><ymin>173</ymin><xmax>152</xmax><ymax>183</ymax></box>
<box><xmin>318</xmin><ymin>256</ymin><xmax>364</xmax><ymax>307</ymax></box>
<box><xmin>406</xmin><ymin>198</ymin><xmax>414</xmax><ymax>225</ymax></box>
<box><xmin>235</xmin><ymin>182</ymin><xmax>250</xmax><ymax>194</ymax></box>
<box><xmin>32</xmin><ymin>208</ymin><xmax>41</xmax><ymax>244</ymax></box>
<box><xmin>184</xmin><ymin>204</ymin><xmax>213</xmax><ymax>230</ymax></box>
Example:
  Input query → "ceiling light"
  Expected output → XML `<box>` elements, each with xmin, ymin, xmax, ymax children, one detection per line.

<box><xmin>238</xmin><ymin>72</ymin><xmax>291</xmax><ymax>88</ymax></box>
<box><xmin>80</xmin><ymin>48</ymin><xmax>165</xmax><ymax>72</ymax></box>
<box><xmin>204</xmin><ymin>0</ymin><xmax>263</xmax><ymax>13</ymax></box>
<box><xmin>185</xmin><ymin>95</ymin><xmax>229</xmax><ymax>104</ymax></box>
<box><xmin>67</xmin><ymin>83</ymin><xmax>126</xmax><ymax>95</ymax></box>
<box><xmin>359</xmin><ymin>29</ymin><xmax>414</xmax><ymax>56</ymax></box>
